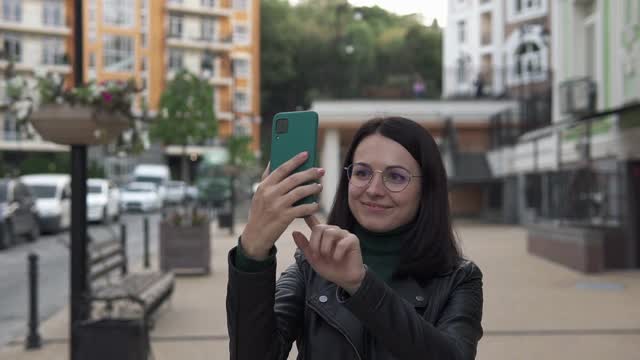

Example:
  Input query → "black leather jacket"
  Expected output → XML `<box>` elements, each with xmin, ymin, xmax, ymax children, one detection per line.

<box><xmin>227</xmin><ymin>247</ymin><xmax>483</xmax><ymax>359</ymax></box>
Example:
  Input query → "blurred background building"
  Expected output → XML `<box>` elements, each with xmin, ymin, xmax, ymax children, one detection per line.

<box><xmin>0</xmin><ymin>0</ymin><xmax>261</xmax><ymax>181</ymax></box>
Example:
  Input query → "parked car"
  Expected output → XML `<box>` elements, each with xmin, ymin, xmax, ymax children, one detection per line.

<box><xmin>185</xmin><ymin>185</ymin><xmax>199</xmax><ymax>202</ymax></box>
<box><xmin>87</xmin><ymin>178</ymin><xmax>120</xmax><ymax>223</ymax></box>
<box><xmin>21</xmin><ymin>174</ymin><xmax>71</xmax><ymax>234</ymax></box>
<box><xmin>119</xmin><ymin>182</ymin><xmax>162</xmax><ymax>212</ymax></box>
<box><xmin>0</xmin><ymin>178</ymin><xmax>40</xmax><ymax>249</ymax></box>
<box><xmin>132</xmin><ymin>164</ymin><xmax>170</xmax><ymax>205</ymax></box>
<box><xmin>164</xmin><ymin>180</ymin><xmax>187</xmax><ymax>204</ymax></box>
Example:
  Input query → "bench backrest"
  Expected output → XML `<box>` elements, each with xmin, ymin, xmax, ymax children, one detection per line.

<box><xmin>88</xmin><ymin>239</ymin><xmax>127</xmax><ymax>288</ymax></box>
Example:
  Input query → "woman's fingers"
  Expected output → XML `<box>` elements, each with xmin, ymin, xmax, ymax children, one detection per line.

<box><xmin>282</xmin><ymin>182</ymin><xmax>322</xmax><ymax>206</ymax></box>
<box><xmin>262</xmin><ymin>151</ymin><xmax>309</xmax><ymax>186</ymax></box>
<box><xmin>292</xmin><ymin>231</ymin><xmax>312</xmax><ymax>259</ymax></box>
<box><xmin>288</xmin><ymin>202</ymin><xmax>320</xmax><ymax>219</ymax></box>
<box><xmin>333</xmin><ymin>235</ymin><xmax>358</xmax><ymax>262</ymax></box>
<box><xmin>275</xmin><ymin>167</ymin><xmax>324</xmax><ymax>196</ymax></box>
<box><xmin>308</xmin><ymin>224</ymin><xmax>327</xmax><ymax>256</ymax></box>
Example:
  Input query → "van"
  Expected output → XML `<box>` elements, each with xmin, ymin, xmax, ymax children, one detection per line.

<box><xmin>132</xmin><ymin>164</ymin><xmax>171</xmax><ymax>204</ymax></box>
<box><xmin>21</xmin><ymin>174</ymin><xmax>71</xmax><ymax>234</ymax></box>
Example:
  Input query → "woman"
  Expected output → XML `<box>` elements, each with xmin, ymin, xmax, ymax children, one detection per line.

<box><xmin>227</xmin><ymin>117</ymin><xmax>483</xmax><ymax>359</ymax></box>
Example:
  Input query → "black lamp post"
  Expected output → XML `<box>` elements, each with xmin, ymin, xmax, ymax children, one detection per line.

<box><xmin>70</xmin><ymin>1</ymin><xmax>89</xmax><ymax>359</ymax></box>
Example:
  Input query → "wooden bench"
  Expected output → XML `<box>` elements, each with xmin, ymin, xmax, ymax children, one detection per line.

<box><xmin>86</xmin><ymin>236</ymin><xmax>175</xmax><ymax>325</ymax></box>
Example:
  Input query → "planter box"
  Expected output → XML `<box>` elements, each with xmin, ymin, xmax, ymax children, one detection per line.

<box><xmin>75</xmin><ymin>318</ymin><xmax>149</xmax><ymax>360</ymax></box>
<box><xmin>159</xmin><ymin>220</ymin><xmax>211</xmax><ymax>274</ymax></box>
<box><xmin>30</xmin><ymin>104</ymin><xmax>129</xmax><ymax>145</ymax></box>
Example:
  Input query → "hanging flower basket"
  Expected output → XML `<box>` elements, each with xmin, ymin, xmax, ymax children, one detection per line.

<box><xmin>30</xmin><ymin>103</ymin><xmax>130</xmax><ymax>145</ymax></box>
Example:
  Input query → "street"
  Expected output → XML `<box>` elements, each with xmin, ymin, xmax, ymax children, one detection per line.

<box><xmin>0</xmin><ymin>212</ymin><xmax>162</xmax><ymax>347</ymax></box>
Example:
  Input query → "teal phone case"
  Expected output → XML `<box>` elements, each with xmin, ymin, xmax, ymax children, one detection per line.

<box><xmin>270</xmin><ymin>110</ymin><xmax>319</xmax><ymax>205</ymax></box>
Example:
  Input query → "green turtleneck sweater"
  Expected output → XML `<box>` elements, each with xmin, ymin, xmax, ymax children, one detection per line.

<box><xmin>235</xmin><ymin>222</ymin><xmax>411</xmax><ymax>284</ymax></box>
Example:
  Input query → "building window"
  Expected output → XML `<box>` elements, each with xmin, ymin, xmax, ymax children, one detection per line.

<box><xmin>456</xmin><ymin>56</ymin><xmax>470</xmax><ymax>84</ymax></box>
<box><xmin>103</xmin><ymin>0</ymin><xmax>134</xmax><ymax>27</ymax></box>
<box><xmin>509</xmin><ymin>0</ymin><xmax>546</xmax><ymax>21</ymax></box>
<box><xmin>42</xmin><ymin>0</ymin><xmax>64</xmax><ymax>26</ymax></box>
<box><xmin>2</xmin><ymin>32</ymin><xmax>21</xmax><ymax>62</ymax></box>
<box><xmin>169</xmin><ymin>15</ymin><xmax>183</xmax><ymax>38</ymax></box>
<box><xmin>234</xmin><ymin>91</ymin><xmax>249</xmax><ymax>112</ymax></box>
<box><xmin>2</xmin><ymin>0</ymin><xmax>21</xmax><ymax>22</ymax></box>
<box><xmin>457</xmin><ymin>20</ymin><xmax>466</xmax><ymax>43</ymax></box>
<box><xmin>201</xmin><ymin>52</ymin><xmax>215</xmax><ymax>75</ymax></box>
<box><xmin>88</xmin><ymin>52</ymin><xmax>96</xmax><ymax>69</ymax></box>
<box><xmin>168</xmin><ymin>49</ymin><xmax>183</xmax><ymax>70</ymax></box>
<box><xmin>88</xmin><ymin>0</ymin><xmax>97</xmax><ymax>41</ymax></box>
<box><xmin>42</xmin><ymin>38</ymin><xmax>66</xmax><ymax>65</ymax></box>
<box><xmin>202</xmin><ymin>0</ymin><xmax>216</xmax><ymax>7</ymax></box>
<box><xmin>233</xmin><ymin>24</ymin><xmax>249</xmax><ymax>45</ymax></box>
<box><xmin>514</xmin><ymin>42</ymin><xmax>542</xmax><ymax>79</ymax></box>
<box><xmin>140</xmin><ymin>0</ymin><xmax>149</xmax><ymax>48</ymax></box>
<box><xmin>201</xmin><ymin>18</ymin><xmax>216</xmax><ymax>41</ymax></box>
<box><xmin>233</xmin><ymin>0</ymin><xmax>248</xmax><ymax>11</ymax></box>
<box><xmin>233</xmin><ymin>58</ymin><xmax>249</xmax><ymax>77</ymax></box>
<box><xmin>103</xmin><ymin>35</ymin><xmax>134</xmax><ymax>72</ymax></box>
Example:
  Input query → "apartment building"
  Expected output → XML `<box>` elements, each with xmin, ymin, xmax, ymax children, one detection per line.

<box><xmin>1</xmin><ymin>0</ymin><xmax>261</xmax><ymax>178</ymax></box>
<box><xmin>443</xmin><ymin>0</ymin><xmax>551</xmax><ymax>99</ymax></box>
<box><xmin>0</xmin><ymin>0</ymin><xmax>72</xmax><ymax>153</ymax></box>
<box><xmin>484</xmin><ymin>0</ymin><xmax>640</xmax><ymax>272</ymax></box>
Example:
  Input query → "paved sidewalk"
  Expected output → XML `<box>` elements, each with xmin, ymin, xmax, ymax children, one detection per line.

<box><xmin>1</xmin><ymin>218</ymin><xmax>639</xmax><ymax>359</ymax></box>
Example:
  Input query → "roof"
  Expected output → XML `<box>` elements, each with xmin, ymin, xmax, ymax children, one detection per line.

<box><xmin>311</xmin><ymin>99</ymin><xmax>519</xmax><ymax>124</ymax></box>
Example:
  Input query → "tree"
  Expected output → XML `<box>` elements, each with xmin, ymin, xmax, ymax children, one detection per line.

<box><xmin>150</xmin><ymin>70</ymin><xmax>217</xmax><ymax>182</ymax></box>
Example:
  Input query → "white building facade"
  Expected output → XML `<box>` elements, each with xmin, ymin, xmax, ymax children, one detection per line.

<box><xmin>0</xmin><ymin>0</ymin><xmax>71</xmax><ymax>153</ymax></box>
<box><xmin>443</xmin><ymin>0</ymin><xmax>552</xmax><ymax>99</ymax></box>
<box><xmin>486</xmin><ymin>0</ymin><xmax>640</xmax><ymax>272</ymax></box>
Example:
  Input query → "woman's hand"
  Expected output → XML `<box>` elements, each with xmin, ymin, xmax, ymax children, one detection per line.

<box><xmin>292</xmin><ymin>215</ymin><xmax>366</xmax><ymax>294</ymax></box>
<box><xmin>241</xmin><ymin>152</ymin><xmax>324</xmax><ymax>260</ymax></box>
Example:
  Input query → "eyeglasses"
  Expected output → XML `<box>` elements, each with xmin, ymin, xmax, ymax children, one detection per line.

<box><xmin>344</xmin><ymin>163</ymin><xmax>421</xmax><ymax>193</ymax></box>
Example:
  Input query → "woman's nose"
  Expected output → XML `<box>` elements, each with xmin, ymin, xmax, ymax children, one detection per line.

<box><xmin>365</xmin><ymin>172</ymin><xmax>386</xmax><ymax>196</ymax></box>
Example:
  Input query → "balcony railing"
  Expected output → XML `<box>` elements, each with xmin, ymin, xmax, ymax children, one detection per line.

<box><xmin>0</xmin><ymin>20</ymin><xmax>71</xmax><ymax>36</ymax></box>
<box><xmin>166</xmin><ymin>2</ymin><xmax>232</xmax><ymax>17</ymax></box>
<box><xmin>444</xmin><ymin>66</ymin><xmax>553</xmax><ymax>99</ymax></box>
<box><xmin>166</xmin><ymin>34</ymin><xmax>233</xmax><ymax>52</ymax></box>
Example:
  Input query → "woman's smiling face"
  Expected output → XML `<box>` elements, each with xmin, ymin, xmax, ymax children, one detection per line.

<box><xmin>347</xmin><ymin>134</ymin><xmax>422</xmax><ymax>232</ymax></box>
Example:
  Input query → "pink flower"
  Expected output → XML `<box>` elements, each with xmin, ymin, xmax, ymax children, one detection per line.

<box><xmin>101</xmin><ymin>91</ymin><xmax>113</xmax><ymax>102</ymax></box>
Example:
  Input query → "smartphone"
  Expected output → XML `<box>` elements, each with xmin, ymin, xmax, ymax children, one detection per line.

<box><xmin>270</xmin><ymin>110</ymin><xmax>319</xmax><ymax>205</ymax></box>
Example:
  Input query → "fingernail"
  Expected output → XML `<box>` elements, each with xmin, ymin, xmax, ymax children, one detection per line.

<box><xmin>317</xmin><ymin>168</ymin><xmax>325</xmax><ymax>175</ymax></box>
<box><xmin>300</xmin><ymin>151</ymin><xmax>308</xmax><ymax>158</ymax></box>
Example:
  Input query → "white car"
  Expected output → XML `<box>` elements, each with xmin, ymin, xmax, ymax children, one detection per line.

<box><xmin>87</xmin><ymin>179</ymin><xmax>120</xmax><ymax>223</ymax></box>
<box><xmin>164</xmin><ymin>180</ymin><xmax>187</xmax><ymax>204</ymax></box>
<box><xmin>21</xmin><ymin>174</ymin><xmax>71</xmax><ymax>233</ymax></box>
<box><xmin>120</xmin><ymin>182</ymin><xmax>162</xmax><ymax>213</ymax></box>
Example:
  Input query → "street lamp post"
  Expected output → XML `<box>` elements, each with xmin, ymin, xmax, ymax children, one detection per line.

<box><xmin>70</xmin><ymin>1</ymin><xmax>89</xmax><ymax>359</ymax></box>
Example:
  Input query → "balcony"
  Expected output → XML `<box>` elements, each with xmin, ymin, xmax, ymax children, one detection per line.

<box><xmin>166</xmin><ymin>35</ymin><xmax>233</xmax><ymax>53</ymax></box>
<box><xmin>209</xmin><ymin>76</ymin><xmax>232</xmax><ymax>86</ymax></box>
<box><xmin>0</xmin><ymin>60</ymin><xmax>72</xmax><ymax>75</ymax></box>
<box><xmin>166</xmin><ymin>2</ymin><xmax>232</xmax><ymax>17</ymax></box>
<box><xmin>0</xmin><ymin>20</ymin><xmax>71</xmax><ymax>36</ymax></box>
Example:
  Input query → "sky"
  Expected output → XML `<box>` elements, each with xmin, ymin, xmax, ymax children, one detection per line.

<box><xmin>289</xmin><ymin>0</ymin><xmax>448</xmax><ymax>27</ymax></box>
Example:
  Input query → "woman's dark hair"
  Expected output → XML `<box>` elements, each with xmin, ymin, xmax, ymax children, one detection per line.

<box><xmin>326</xmin><ymin>116</ymin><xmax>462</xmax><ymax>282</ymax></box>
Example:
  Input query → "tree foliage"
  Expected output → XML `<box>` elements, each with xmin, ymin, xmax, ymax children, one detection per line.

<box><xmin>150</xmin><ymin>70</ymin><xmax>217</xmax><ymax>180</ymax></box>
<box><xmin>150</xmin><ymin>70</ymin><xmax>217</xmax><ymax>147</ymax></box>
<box><xmin>260</xmin><ymin>0</ymin><xmax>443</xmax><ymax>159</ymax></box>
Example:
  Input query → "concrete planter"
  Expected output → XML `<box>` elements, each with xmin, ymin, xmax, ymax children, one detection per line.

<box><xmin>30</xmin><ymin>104</ymin><xmax>129</xmax><ymax>145</ymax></box>
<box><xmin>159</xmin><ymin>220</ymin><xmax>211</xmax><ymax>274</ymax></box>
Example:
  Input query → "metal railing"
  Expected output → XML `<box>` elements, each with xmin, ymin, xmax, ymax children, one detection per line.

<box><xmin>443</xmin><ymin>66</ymin><xmax>553</xmax><ymax>99</ymax></box>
